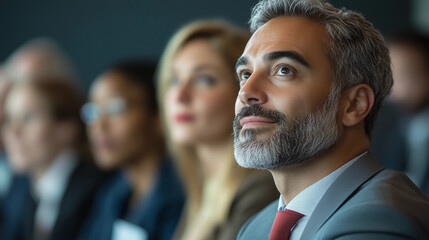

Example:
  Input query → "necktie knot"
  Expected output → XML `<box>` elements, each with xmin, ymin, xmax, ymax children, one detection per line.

<box><xmin>269</xmin><ymin>209</ymin><xmax>304</xmax><ymax>240</ymax></box>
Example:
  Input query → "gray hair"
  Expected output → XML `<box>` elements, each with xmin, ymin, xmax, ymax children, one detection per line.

<box><xmin>249</xmin><ymin>0</ymin><xmax>393</xmax><ymax>136</ymax></box>
<box><xmin>5</xmin><ymin>37</ymin><xmax>77</xmax><ymax>83</ymax></box>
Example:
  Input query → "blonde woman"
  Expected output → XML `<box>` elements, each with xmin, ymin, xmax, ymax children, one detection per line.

<box><xmin>157</xmin><ymin>20</ymin><xmax>278</xmax><ymax>240</ymax></box>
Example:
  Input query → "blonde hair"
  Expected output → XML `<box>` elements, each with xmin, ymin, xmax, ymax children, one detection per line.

<box><xmin>157</xmin><ymin>20</ymin><xmax>251</xmax><ymax>239</ymax></box>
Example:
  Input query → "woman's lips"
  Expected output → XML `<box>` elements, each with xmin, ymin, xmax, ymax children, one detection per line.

<box><xmin>93</xmin><ymin>138</ymin><xmax>116</xmax><ymax>152</ymax></box>
<box><xmin>240</xmin><ymin>116</ymin><xmax>277</xmax><ymax>129</ymax></box>
<box><xmin>175</xmin><ymin>114</ymin><xmax>195</xmax><ymax>123</ymax></box>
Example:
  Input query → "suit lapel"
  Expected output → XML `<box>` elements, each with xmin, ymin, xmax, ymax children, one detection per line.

<box><xmin>422</xmin><ymin>156</ymin><xmax>429</xmax><ymax>194</ymax></box>
<box><xmin>300</xmin><ymin>153</ymin><xmax>384</xmax><ymax>240</ymax></box>
<box><xmin>50</xmin><ymin>161</ymin><xmax>107</xmax><ymax>240</ymax></box>
<box><xmin>49</xmin><ymin>162</ymin><xmax>81</xmax><ymax>240</ymax></box>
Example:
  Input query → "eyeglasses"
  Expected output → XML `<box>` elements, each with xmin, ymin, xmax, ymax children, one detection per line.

<box><xmin>80</xmin><ymin>97</ymin><xmax>127</xmax><ymax>124</ymax></box>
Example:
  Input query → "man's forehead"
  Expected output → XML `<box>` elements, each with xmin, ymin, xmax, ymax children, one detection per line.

<box><xmin>242</xmin><ymin>16</ymin><xmax>329</xmax><ymax>61</ymax></box>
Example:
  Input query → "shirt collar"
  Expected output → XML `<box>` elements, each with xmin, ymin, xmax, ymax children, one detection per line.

<box><xmin>278</xmin><ymin>152</ymin><xmax>367</xmax><ymax>216</ymax></box>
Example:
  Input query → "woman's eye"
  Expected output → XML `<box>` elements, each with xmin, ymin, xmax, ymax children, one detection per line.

<box><xmin>195</xmin><ymin>75</ymin><xmax>215</xmax><ymax>86</ymax></box>
<box><xmin>276</xmin><ymin>66</ymin><xmax>295</xmax><ymax>76</ymax></box>
<box><xmin>169</xmin><ymin>77</ymin><xmax>179</xmax><ymax>87</ymax></box>
<box><xmin>22</xmin><ymin>112</ymin><xmax>36</xmax><ymax>125</ymax></box>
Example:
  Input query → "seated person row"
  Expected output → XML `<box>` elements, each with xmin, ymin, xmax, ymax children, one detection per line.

<box><xmin>0</xmin><ymin>37</ymin><xmax>77</xmax><ymax>204</ymax></box>
<box><xmin>1</xmin><ymin>20</ymin><xmax>279</xmax><ymax>240</ymax></box>
<box><xmin>80</xmin><ymin>20</ymin><xmax>278</xmax><ymax>240</ymax></box>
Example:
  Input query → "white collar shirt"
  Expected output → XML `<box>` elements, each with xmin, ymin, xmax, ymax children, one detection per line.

<box><xmin>32</xmin><ymin>150</ymin><xmax>78</xmax><ymax>239</ymax></box>
<box><xmin>277</xmin><ymin>152</ymin><xmax>367</xmax><ymax>240</ymax></box>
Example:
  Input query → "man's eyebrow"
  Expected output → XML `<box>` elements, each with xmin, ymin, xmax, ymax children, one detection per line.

<box><xmin>264</xmin><ymin>51</ymin><xmax>310</xmax><ymax>68</ymax></box>
<box><xmin>235</xmin><ymin>56</ymin><xmax>248</xmax><ymax>71</ymax></box>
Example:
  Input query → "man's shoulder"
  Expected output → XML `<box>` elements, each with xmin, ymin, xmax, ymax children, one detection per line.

<box><xmin>323</xmin><ymin>154</ymin><xmax>429</xmax><ymax>217</ymax></box>
<box><xmin>236</xmin><ymin>200</ymin><xmax>277</xmax><ymax>240</ymax></box>
<box><xmin>317</xmin><ymin>169</ymin><xmax>429</xmax><ymax>239</ymax></box>
<box><xmin>317</xmin><ymin>201</ymin><xmax>429</xmax><ymax>239</ymax></box>
<box><xmin>349</xmin><ymin>168</ymin><xmax>428</xmax><ymax>207</ymax></box>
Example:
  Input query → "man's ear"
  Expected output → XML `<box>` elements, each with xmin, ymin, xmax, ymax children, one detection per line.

<box><xmin>340</xmin><ymin>84</ymin><xmax>374</xmax><ymax>127</ymax></box>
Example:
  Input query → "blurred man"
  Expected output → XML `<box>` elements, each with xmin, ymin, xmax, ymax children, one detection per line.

<box><xmin>0</xmin><ymin>38</ymin><xmax>78</xmax><ymax>201</ymax></box>
<box><xmin>233</xmin><ymin>0</ymin><xmax>429</xmax><ymax>239</ymax></box>
<box><xmin>0</xmin><ymin>38</ymin><xmax>96</xmax><ymax>240</ymax></box>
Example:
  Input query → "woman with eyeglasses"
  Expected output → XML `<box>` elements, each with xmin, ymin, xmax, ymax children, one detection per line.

<box><xmin>79</xmin><ymin>60</ymin><xmax>184</xmax><ymax>240</ymax></box>
<box><xmin>157</xmin><ymin>20</ymin><xmax>278</xmax><ymax>240</ymax></box>
<box><xmin>1</xmin><ymin>78</ymin><xmax>108</xmax><ymax>240</ymax></box>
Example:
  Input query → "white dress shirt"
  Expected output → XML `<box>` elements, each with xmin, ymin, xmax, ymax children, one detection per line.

<box><xmin>277</xmin><ymin>152</ymin><xmax>367</xmax><ymax>240</ymax></box>
<box><xmin>32</xmin><ymin>150</ymin><xmax>78</xmax><ymax>240</ymax></box>
<box><xmin>113</xmin><ymin>219</ymin><xmax>148</xmax><ymax>240</ymax></box>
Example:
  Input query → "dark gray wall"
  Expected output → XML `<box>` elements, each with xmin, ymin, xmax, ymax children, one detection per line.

<box><xmin>0</xmin><ymin>0</ymin><xmax>410</xmax><ymax>91</ymax></box>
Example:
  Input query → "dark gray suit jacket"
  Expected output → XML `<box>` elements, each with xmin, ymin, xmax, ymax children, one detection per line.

<box><xmin>237</xmin><ymin>153</ymin><xmax>429</xmax><ymax>240</ymax></box>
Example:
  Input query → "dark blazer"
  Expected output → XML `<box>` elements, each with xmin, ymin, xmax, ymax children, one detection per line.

<box><xmin>208</xmin><ymin>171</ymin><xmax>278</xmax><ymax>240</ymax></box>
<box><xmin>79</xmin><ymin>158</ymin><xmax>185</xmax><ymax>240</ymax></box>
<box><xmin>237</xmin><ymin>153</ymin><xmax>429</xmax><ymax>240</ymax></box>
<box><xmin>422</xmin><ymin>169</ymin><xmax>429</xmax><ymax>195</ymax></box>
<box><xmin>0</xmin><ymin>161</ymin><xmax>109</xmax><ymax>240</ymax></box>
<box><xmin>0</xmin><ymin>175</ymin><xmax>30</xmax><ymax>240</ymax></box>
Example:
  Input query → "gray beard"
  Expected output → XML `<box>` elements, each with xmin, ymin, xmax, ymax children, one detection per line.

<box><xmin>233</xmin><ymin>93</ymin><xmax>339</xmax><ymax>170</ymax></box>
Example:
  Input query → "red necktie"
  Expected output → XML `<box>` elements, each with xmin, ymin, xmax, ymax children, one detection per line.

<box><xmin>269</xmin><ymin>210</ymin><xmax>304</xmax><ymax>240</ymax></box>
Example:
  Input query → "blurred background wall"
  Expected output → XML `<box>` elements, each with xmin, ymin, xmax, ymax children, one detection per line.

<box><xmin>0</xmin><ymin>0</ymin><xmax>426</xmax><ymax>91</ymax></box>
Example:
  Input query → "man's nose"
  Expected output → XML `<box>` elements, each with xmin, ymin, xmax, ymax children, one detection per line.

<box><xmin>238</xmin><ymin>73</ymin><xmax>267</xmax><ymax>106</ymax></box>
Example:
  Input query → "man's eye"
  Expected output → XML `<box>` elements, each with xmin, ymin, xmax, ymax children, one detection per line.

<box><xmin>239</xmin><ymin>71</ymin><xmax>251</xmax><ymax>81</ymax></box>
<box><xmin>276</xmin><ymin>66</ymin><xmax>295</xmax><ymax>76</ymax></box>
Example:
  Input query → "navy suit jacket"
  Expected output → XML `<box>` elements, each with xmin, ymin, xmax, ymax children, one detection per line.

<box><xmin>237</xmin><ymin>153</ymin><xmax>429</xmax><ymax>240</ymax></box>
<box><xmin>0</xmin><ymin>161</ymin><xmax>109</xmax><ymax>240</ymax></box>
<box><xmin>79</xmin><ymin>158</ymin><xmax>184</xmax><ymax>240</ymax></box>
<box><xmin>0</xmin><ymin>175</ymin><xmax>30</xmax><ymax>240</ymax></box>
